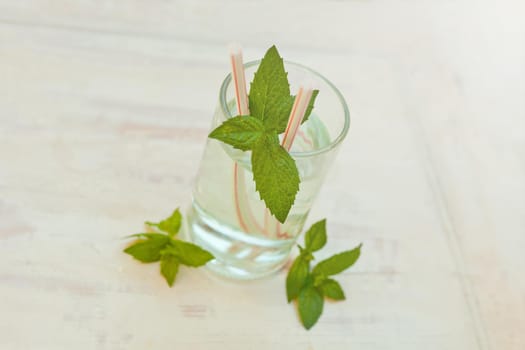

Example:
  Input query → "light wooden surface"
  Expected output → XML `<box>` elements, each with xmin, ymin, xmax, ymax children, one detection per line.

<box><xmin>1</xmin><ymin>1</ymin><xmax>524</xmax><ymax>349</ymax></box>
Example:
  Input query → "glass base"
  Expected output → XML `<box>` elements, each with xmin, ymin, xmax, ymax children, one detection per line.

<box><xmin>187</xmin><ymin>203</ymin><xmax>296</xmax><ymax>280</ymax></box>
<box><xmin>204</xmin><ymin>257</ymin><xmax>286</xmax><ymax>280</ymax></box>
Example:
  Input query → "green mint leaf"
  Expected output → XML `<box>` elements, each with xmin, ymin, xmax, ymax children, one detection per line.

<box><xmin>164</xmin><ymin>240</ymin><xmax>214</xmax><ymax>267</ymax></box>
<box><xmin>252</xmin><ymin>133</ymin><xmax>300</xmax><ymax>223</ymax></box>
<box><xmin>286</xmin><ymin>256</ymin><xmax>309</xmax><ymax>302</ymax></box>
<box><xmin>123</xmin><ymin>235</ymin><xmax>170</xmax><ymax>263</ymax></box>
<box><xmin>123</xmin><ymin>209</ymin><xmax>214</xmax><ymax>288</ymax></box>
<box><xmin>266</xmin><ymin>97</ymin><xmax>294</xmax><ymax>134</ymax></box>
<box><xmin>209</xmin><ymin>115</ymin><xmax>265</xmax><ymax>151</ymax></box>
<box><xmin>160</xmin><ymin>252</ymin><xmax>180</xmax><ymax>287</ymax></box>
<box><xmin>312</xmin><ymin>244</ymin><xmax>362</xmax><ymax>277</ymax></box>
<box><xmin>302</xmin><ymin>89</ymin><xmax>319</xmax><ymax>124</ymax></box>
<box><xmin>318</xmin><ymin>278</ymin><xmax>345</xmax><ymax>300</ymax></box>
<box><xmin>146</xmin><ymin>208</ymin><xmax>182</xmax><ymax>237</ymax></box>
<box><xmin>249</xmin><ymin>45</ymin><xmax>293</xmax><ymax>133</ymax></box>
<box><xmin>304</xmin><ymin>219</ymin><xmax>327</xmax><ymax>252</ymax></box>
<box><xmin>298</xmin><ymin>285</ymin><xmax>324</xmax><ymax>330</ymax></box>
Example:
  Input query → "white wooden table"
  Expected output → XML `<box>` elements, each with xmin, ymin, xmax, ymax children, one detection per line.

<box><xmin>1</xmin><ymin>2</ymin><xmax>524</xmax><ymax>349</ymax></box>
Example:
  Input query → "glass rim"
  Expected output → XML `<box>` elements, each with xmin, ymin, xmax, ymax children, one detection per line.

<box><xmin>219</xmin><ymin>60</ymin><xmax>350</xmax><ymax>158</ymax></box>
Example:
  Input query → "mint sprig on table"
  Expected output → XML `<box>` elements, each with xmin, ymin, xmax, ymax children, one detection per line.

<box><xmin>209</xmin><ymin>45</ymin><xmax>319</xmax><ymax>223</ymax></box>
<box><xmin>286</xmin><ymin>219</ymin><xmax>362</xmax><ymax>329</ymax></box>
<box><xmin>123</xmin><ymin>209</ymin><xmax>214</xmax><ymax>287</ymax></box>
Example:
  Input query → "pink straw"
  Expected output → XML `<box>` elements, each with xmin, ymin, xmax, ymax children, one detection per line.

<box><xmin>228</xmin><ymin>44</ymin><xmax>266</xmax><ymax>235</ymax></box>
<box><xmin>228</xmin><ymin>43</ymin><xmax>250</xmax><ymax>115</ymax></box>
<box><xmin>282</xmin><ymin>85</ymin><xmax>314</xmax><ymax>151</ymax></box>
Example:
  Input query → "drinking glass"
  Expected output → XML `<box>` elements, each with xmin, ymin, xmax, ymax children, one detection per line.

<box><xmin>187</xmin><ymin>60</ymin><xmax>350</xmax><ymax>279</ymax></box>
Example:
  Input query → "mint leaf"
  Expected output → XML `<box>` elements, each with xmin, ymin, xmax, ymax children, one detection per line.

<box><xmin>207</xmin><ymin>46</ymin><xmax>322</xmax><ymax>223</ymax></box>
<box><xmin>160</xmin><ymin>252</ymin><xmax>180</xmax><ymax>287</ymax></box>
<box><xmin>302</xmin><ymin>89</ymin><xmax>319</xmax><ymax>124</ymax></box>
<box><xmin>123</xmin><ymin>209</ymin><xmax>214</xmax><ymax>288</ymax></box>
<box><xmin>312</xmin><ymin>244</ymin><xmax>362</xmax><ymax>277</ymax></box>
<box><xmin>286</xmin><ymin>219</ymin><xmax>362</xmax><ymax>330</ymax></box>
<box><xmin>164</xmin><ymin>241</ymin><xmax>214</xmax><ymax>267</ymax></box>
<box><xmin>249</xmin><ymin>45</ymin><xmax>293</xmax><ymax>133</ymax></box>
<box><xmin>318</xmin><ymin>278</ymin><xmax>345</xmax><ymax>300</ymax></box>
<box><xmin>298</xmin><ymin>285</ymin><xmax>324</xmax><ymax>330</ymax></box>
<box><xmin>266</xmin><ymin>97</ymin><xmax>294</xmax><ymax>134</ymax></box>
<box><xmin>209</xmin><ymin>115</ymin><xmax>265</xmax><ymax>151</ymax></box>
<box><xmin>123</xmin><ymin>235</ymin><xmax>170</xmax><ymax>263</ymax></box>
<box><xmin>252</xmin><ymin>133</ymin><xmax>300</xmax><ymax>223</ymax></box>
<box><xmin>286</xmin><ymin>256</ymin><xmax>309</xmax><ymax>302</ymax></box>
<box><xmin>304</xmin><ymin>219</ymin><xmax>327</xmax><ymax>252</ymax></box>
<box><xmin>146</xmin><ymin>208</ymin><xmax>182</xmax><ymax>237</ymax></box>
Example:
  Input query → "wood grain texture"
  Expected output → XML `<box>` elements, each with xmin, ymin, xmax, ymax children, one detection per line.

<box><xmin>0</xmin><ymin>1</ymin><xmax>524</xmax><ymax>349</ymax></box>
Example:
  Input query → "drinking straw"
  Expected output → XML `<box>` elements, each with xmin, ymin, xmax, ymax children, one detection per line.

<box><xmin>228</xmin><ymin>43</ymin><xmax>250</xmax><ymax>116</ymax></box>
<box><xmin>228</xmin><ymin>44</ymin><xmax>266</xmax><ymax>235</ymax></box>
<box><xmin>282</xmin><ymin>85</ymin><xmax>314</xmax><ymax>151</ymax></box>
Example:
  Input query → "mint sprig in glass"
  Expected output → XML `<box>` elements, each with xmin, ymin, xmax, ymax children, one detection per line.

<box><xmin>187</xmin><ymin>45</ymin><xmax>350</xmax><ymax>279</ymax></box>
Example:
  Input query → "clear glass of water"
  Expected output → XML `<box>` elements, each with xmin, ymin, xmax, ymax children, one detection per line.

<box><xmin>187</xmin><ymin>60</ymin><xmax>350</xmax><ymax>279</ymax></box>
